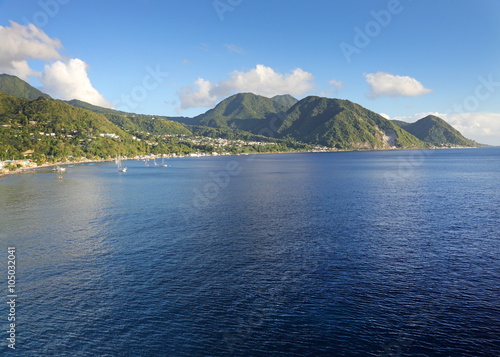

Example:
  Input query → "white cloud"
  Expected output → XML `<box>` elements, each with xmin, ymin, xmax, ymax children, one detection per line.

<box><xmin>379</xmin><ymin>113</ymin><xmax>390</xmax><ymax>120</ymax></box>
<box><xmin>394</xmin><ymin>111</ymin><xmax>500</xmax><ymax>146</ymax></box>
<box><xmin>328</xmin><ymin>79</ymin><xmax>345</xmax><ymax>95</ymax></box>
<box><xmin>328</xmin><ymin>79</ymin><xmax>344</xmax><ymax>89</ymax></box>
<box><xmin>365</xmin><ymin>72</ymin><xmax>433</xmax><ymax>99</ymax></box>
<box><xmin>178</xmin><ymin>78</ymin><xmax>218</xmax><ymax>109</ymax></box>
<box><xmin>443</xmin><ymin>112</ymin><xmax>500</xmax><ymax>146</ymax></box>
<box><xmin>0</xmin><ymin>22</ymin><xmax>111</xmax><ymax>107</ymax></box>
<box><xmin>392</xmin><ymin>112</ymin><xmax>439</xmax><ymax>123</ymax></box>
<box><xmin>40</xmin><ymin>59</ymin><xmax>112</xmax><ymax>108</ymax></box>
<box><xmin>224</xmin><ymin>43</ymin><xmax>244</xmax><ymax>54</ymax></box>
<box><xmin>178</xmin><ymin>64</ymin><xmax>314</xmax><ymax>109</ymax></box>
<box><xmin>0</xmin><ymin>21</ymin><xmax>62</xmax><ymax>79</ymax></box>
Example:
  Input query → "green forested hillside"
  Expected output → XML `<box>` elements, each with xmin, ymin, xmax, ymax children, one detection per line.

<box><xmin>104</xmin><ymin>114</ymin><xmax>192</xmax><ymax>137</ymax></box>
<box><xmin>0</xmin><ymin>92</ymin><xmax>146</xmax><ymax>162</ymax></box>
<box><xmin>0</xmin><ymin>74</ymin><xmax>52</xmax><ymax>100</ymax></box>
<box><xmin>279</xmin><ymin>97</ymin><xmax>425</xmax><ymax>149</ymax></box>
<box><xmin>271</xmin><ymin>94</ymin><xmax>298</xmax><ymax>109</ymax></box>
<box><xmin>194</xmin><ymin>92</ymin><xmax>288</xmax><ymax>133</ymax></box>
<box><xmin>66</xmin><ymin>99</ymin><xmax>194</xmax><ymax>133</ymax></box>
<box><xmin>1</xmin><ymin>74</ymin><xmax>479</xmax><ymax>156</ymax></box>
<box><xmin>392</xmin><ymin>115</ymin><xmax>478</xmax><ymax>147</ymax></box>
<box><xmin>390</xmin><ymin>120</ymin><xmax>411</xmax><ymax>130</ymax></box>
<box><xmin>64</xmin><ymin>99</ymin><xmax>127</xmax><ymax>115</ymax></box>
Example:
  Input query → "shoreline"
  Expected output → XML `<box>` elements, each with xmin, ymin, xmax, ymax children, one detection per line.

<box><xmin>0</xmin><ymin>146</ymin><xmax>483</xmax><ymax>179</ymax></box>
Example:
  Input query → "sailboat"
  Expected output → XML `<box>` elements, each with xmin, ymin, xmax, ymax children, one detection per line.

<box><xmin>52</xmin><ymin>166</ymin><xmax>66</xmax><ymax>172</ymax></box>
<box><xmin>161</xmin><ymin>156</ymin><xmax>168</xmax><ymax>167</ymax></box>
<box><xmin>117</xmin><ymin>154</ymin><xmax>127</xmax><ymax>172</ymax></box>
<box><xmin>153</xmin><ymin>157</ymin><xmax>158</xmax><ymax>166</ymax></box>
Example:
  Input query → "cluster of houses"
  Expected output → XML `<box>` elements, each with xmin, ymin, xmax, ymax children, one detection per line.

<box><xmin>0</xmin><ymin>158</ymin><xmax>36</xmax><ymax>171</ymax></box>
<box><xmin>180</xmin><ymin>136</ymin><xmax>277</xmax><ymax>148</ymax></box>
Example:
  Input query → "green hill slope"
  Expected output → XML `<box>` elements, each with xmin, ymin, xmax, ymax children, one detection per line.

<box><xmin>0</xmin><ymin>92</ymin><xmax>147</xmax><ymax>161</ymax></box>
<box><xmin>0</xmin><ymin>73</ymin><xmax>52</xmax><ymax>100</ymax></box>
<box><xmin>64</xmin><ymin>99</ymin><xmax>127</xmax><ymax>115</ymax></box>
<box><xmin>278</xmin><ymin>96</ymin><xmax>426</xmax><ymax>149</ymax></box>
<box><xmin>390</xmin><ymin>119</ymin><xmax>411</xmax><ymax>130</ymax></box>
<box><xmin>65</xmin><ymin>99</ymin><xmax>192</xmax><ymax>136</ymax></box>
<box><xmin>104</xmin><ymin>113</ymin><xmax>192</xmax><ymax>136</ymax></box>
<box><xmin>194</xmin><ymin>92</ymin><xmax>288</xmax><ymax>133</ymax></box>
<box><xmin>271</xmin><ymin>94</ymin><xmax>298</xmax><ymax>109</ymax></box>
<box><xmin>1</xmin><ymin>73</ymin><xmax>478</xmax><ymax>152</ymax></box>
<box><xmin>393</xmin><ymin>115</ymin><xmax>477</xmax><ymax>147</ymax></box>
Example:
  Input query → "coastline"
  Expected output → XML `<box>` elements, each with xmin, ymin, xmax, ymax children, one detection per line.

<box><xmin>0</xmin><ymin>158</ymin><xmax>113</xmax><ymax>178</ymax></box>
<box><xmin>0</xmin><ymin>146</ymin><xmax>482</xmax><ymax>179</ymax></box>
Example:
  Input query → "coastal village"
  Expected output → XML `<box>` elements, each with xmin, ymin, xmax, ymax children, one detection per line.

<box><xmin>0</xmin><ymin>131</ymin><xmax>332</xmax><ymax>176</ymax></box>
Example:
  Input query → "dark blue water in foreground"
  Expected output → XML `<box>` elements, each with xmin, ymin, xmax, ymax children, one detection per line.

<box><xmin>1</xmin><ymin>148</ymin><xmax>500</xmax><ymax>356</ymax></box>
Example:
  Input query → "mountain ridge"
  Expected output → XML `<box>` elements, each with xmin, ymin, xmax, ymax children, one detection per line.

<box><xmin>0</xmin><ymin>74</ymin><xmax>52</xmax><ymax>100</ymax></box>
<box><xmin>271</xmin><ymin>94</ymin><xmax>298</xmax><ymax>109</ymax></box>
<box><xmin>0</xmin><ymin>73</ymin><xmax>479</xmax><ymax>151</ymax></box>
<box><xmin>279</xmin><ymin>96</ymin><xmax>425</xmax><ymax>149</ymax></box>
<box><xmin>192</xmin><ymin>92</ymin><xmax>289</xmax><ymax>134</ymax></box>
<box><xmin>391</xmin><ymin>115</ymin><xmax>478</xmax><ymax>147</ymax></box>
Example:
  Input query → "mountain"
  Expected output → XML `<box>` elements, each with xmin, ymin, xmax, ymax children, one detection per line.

<box><xmin>271</xmin><ymin>94</ymin><xmax>298</xmax><ymax>109</ymax></box>
<box><xmin>0</xmin><ymin>92</ymin><xmax>146</xmax><ymax>161</ymax></box>
<box><xmin>392</xmin><ymin>115</ymin><xmax>477</xmax><ymax>147</ymax></box>
<box><xmin>390</xmin><ymin>119</ymin><xmax>411</xmax><ymax>130</ymax></box>
<box><xmin>64</xmin><ymin>99</ymin><xmax>192</xmax><ymax>136</ymax></box>
<box><xmin>104</xmin><ymin>113</ymin><xmax>192</xmax><ymax>136</ymax></box>
<box><xmin>64</xmin><ymin>99</ymin><xmax>127</xmax><ymax>115</ymax></box>
<box><xmin>0</xmin><ymin>73</ymin><xmax>52</xmax><ymax>100</ymax></box>
<box><xmin>0</xmin><ymin>92</ymin><xmax>125</xmax><ymax>135</ymax></box>
<box><xmin>193</xmin><ymin>92</ymin><xmax>289</xmax><ymax>133</ymax></box>
<box><xmin>0</xmin><ymin>74</ymin><xmax>478</xmax><ymax>151</ymax></box>
<box><xmin>278</xmin><ymin>96</ymin><xmax>425</xmax><ymax>149</ymax></box>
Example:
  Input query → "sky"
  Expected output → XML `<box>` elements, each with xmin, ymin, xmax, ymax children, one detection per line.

<box><xmin>1</xmin><ymin>0</ymin><xmax>500</xmax><ymax>145</ymax></box>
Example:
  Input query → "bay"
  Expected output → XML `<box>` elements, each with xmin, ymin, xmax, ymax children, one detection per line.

<box><xmin>1</xmin><ymin>148</ymin><xmax>499</xmax><ymax>356</ymax></box>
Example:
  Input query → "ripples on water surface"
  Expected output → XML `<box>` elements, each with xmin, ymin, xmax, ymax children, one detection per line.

<box><xmin>1</xmin><ymin>148</ymin><xmax>499</xmax><ymax>356</ymax></box>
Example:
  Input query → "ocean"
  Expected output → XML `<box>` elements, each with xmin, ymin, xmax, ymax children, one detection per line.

<box><xmin>1</xmin><ymin>148</ymin><xmax>499</xmax><ymax>356</ymax></box>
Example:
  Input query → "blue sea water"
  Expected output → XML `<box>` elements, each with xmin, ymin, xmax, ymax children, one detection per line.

<box><xmin>1</xmin><ymin>148</ymin><xmax>499</xmax><ymax>356</ymax></box>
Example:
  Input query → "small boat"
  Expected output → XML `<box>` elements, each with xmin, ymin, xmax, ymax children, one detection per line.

<box><xmin>117</xmin><ymin>154</ymin><xmax>127</xmax><ymax>172</ymax></box>
<box><xmin>52</xmin><ymin>166</ymin><xmax>66</xmax><ymax>172</ymax></box>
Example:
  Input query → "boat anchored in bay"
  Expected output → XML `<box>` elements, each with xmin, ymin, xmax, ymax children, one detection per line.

<box><xmin>117</xmin><ymin>154</ymin><xmax>127</xmax><ymax>172</ymax></box>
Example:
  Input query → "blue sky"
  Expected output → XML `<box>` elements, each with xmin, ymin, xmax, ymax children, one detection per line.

<box><xmin>1</xmin><ymin>0</ymin><xmax>500</xmax><ymax>144</ymax></box>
